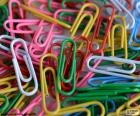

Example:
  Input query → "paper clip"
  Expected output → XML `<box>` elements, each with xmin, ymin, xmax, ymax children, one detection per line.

<box><xmin>56</xmin><ymin>39</ymin><xmax>76</xmax><ymax>96</ymax></box>
<box><xmin>88</xmin><ymin>76</ymin><xmax>132</xmax><ymax>87</ymax></box>
<box><xmin>8</xmin><ymin>0</ymin><xmax>24</xmax><ymax>37</ymax></box>
<box><xmin>40</xmin><ymin>53</ymin><xmax>58</xmax><ymax>96</ymax></box>
<box><xmin>110</xmin><ymin>15</ymin><xmax>128</xmax><ymax>59</ymax></box>
<box><xmin>128</xmin><ymin>5</ymin><xmax>140</xmax><ymax>50</ymax></box>
<box><xmin>90</xmin><ymin>5</ymin><xmax>115</xmax><ymax>54</ymax></box>
<box><xmin>74</xmin><ymin>36</ymin><xmax>90</xmax><ymax>81</ymax></box>
<box><xmin>87</xmin><ymin>55</ymin><xmax>140</xmax><ymax>80</ymax></box>
<box><xmin>4</xmin><ymin>19</ymin><xmax>41</xmax><ymax>34</ymax></box>
<box><xmin>48</xmin><ymin>42</ymin><xmax>75</xmax><ymax>98</ymax></box>
<box><xmin>63</xmin><ymin>89</ymin><xmax>128</xmax><ymax>103</ymax></box>
<box><xmin>32</xmin><ymin>23</ymin><xmax>62</xmax><ymax>48</ymax></box>
<box><xmin>21</xmin><ymin>4</ymin><xmax>71</xmax><ymax>29</ymax></box>
<box><xmin>10</xmin><ymin>39</ymin><xmax>38</xmax><ymax>96</ymax></box>
<box><xmin>8</xmin><ymin>0</ymin><xmax>24</xmax><ymax>19</ymax></box>
<box><xmin>40</xmin><ymin>54</ymin><xmax>60</xmax><ymax>115</ymax></box>
<box><xmin>75</xmin><ymin>88</ymin><xmax>139</xmax><ymax>103</ymax></box>
<box><xmin>88</xmin><ymin>80</ymin><xmax>140</xmax><ymax>90</ymax></box>
<box><xmin>70</xmin><ymin>3</ymin><xmax>99</xmax><ymax>38</ymax></box>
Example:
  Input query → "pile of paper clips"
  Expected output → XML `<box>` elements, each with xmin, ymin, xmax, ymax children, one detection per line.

<box><xmin>1</xmin><ymin>0</ymin><xmax>140</xmax><ymax>116</ymax></box>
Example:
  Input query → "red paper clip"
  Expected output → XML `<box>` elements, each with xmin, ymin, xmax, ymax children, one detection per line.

<box><xmin>90</xmin><ymin>5</ymin><xmax>115</xmax><ymax>54</ymax></box>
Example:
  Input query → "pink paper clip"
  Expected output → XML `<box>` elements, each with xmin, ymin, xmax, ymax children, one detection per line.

<box><xmin>29</xmin><ymin>9</ymin><xmax>73</xmax><ymax>62</ymax></box>
<box><xmin>8</xmin><ymin>0</ymin><xmax>24</xmax><ymax>37</ymax></box>
<box><xmin>4</xmin><ymin>19</ymin><xmax>41</xmax><ymax>35</ymax></box>
<box><xmin>32</xmin><ymin>23</ymin><xmax>62</xmax><ymax>48</ymax></box>
<box><xmin>29</xmin><ymin>24</ymin><xmax>54</xmax><ymax>62</ymax></box>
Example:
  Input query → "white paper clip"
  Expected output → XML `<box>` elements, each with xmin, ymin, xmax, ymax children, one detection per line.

<box><xmin>87</xmin><ymin>56</ymin><xmax>140</xmax><ymax>80</ymax></box>
<box><xmin>10</xmin><ymin>39</ymin><xmax>38</xmax><ymax>96</ymax></box>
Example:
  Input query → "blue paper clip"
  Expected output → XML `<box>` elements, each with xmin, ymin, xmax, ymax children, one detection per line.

<box><xmin>88</xmin><ymin>76</ymin><xmax>132</xmax><ymax>87</ymax></box>
<box><xmin>128</xmin><ymin>1</ymin><xmax>140</xmax><ymax>50</ymax></box>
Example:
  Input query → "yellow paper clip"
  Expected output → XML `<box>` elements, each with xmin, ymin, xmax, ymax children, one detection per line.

<box><xmin>110</xmin><ymin>15</ymin><xmax>128</xmax><ymax>59</ymax></box>
<box><xmin>70</xmin><ymin>3</ymin><xmax>99</xmax><ymax>38</ymax></box>
<box><xmin>21</xmin><ymin>4</ymin><xmax>71</xmax><ymax>29</ymax></box>
<box><xmin>40</xmin><ymin>53</ymin><xmax>60</xmax><ymax>115</ymax></box>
